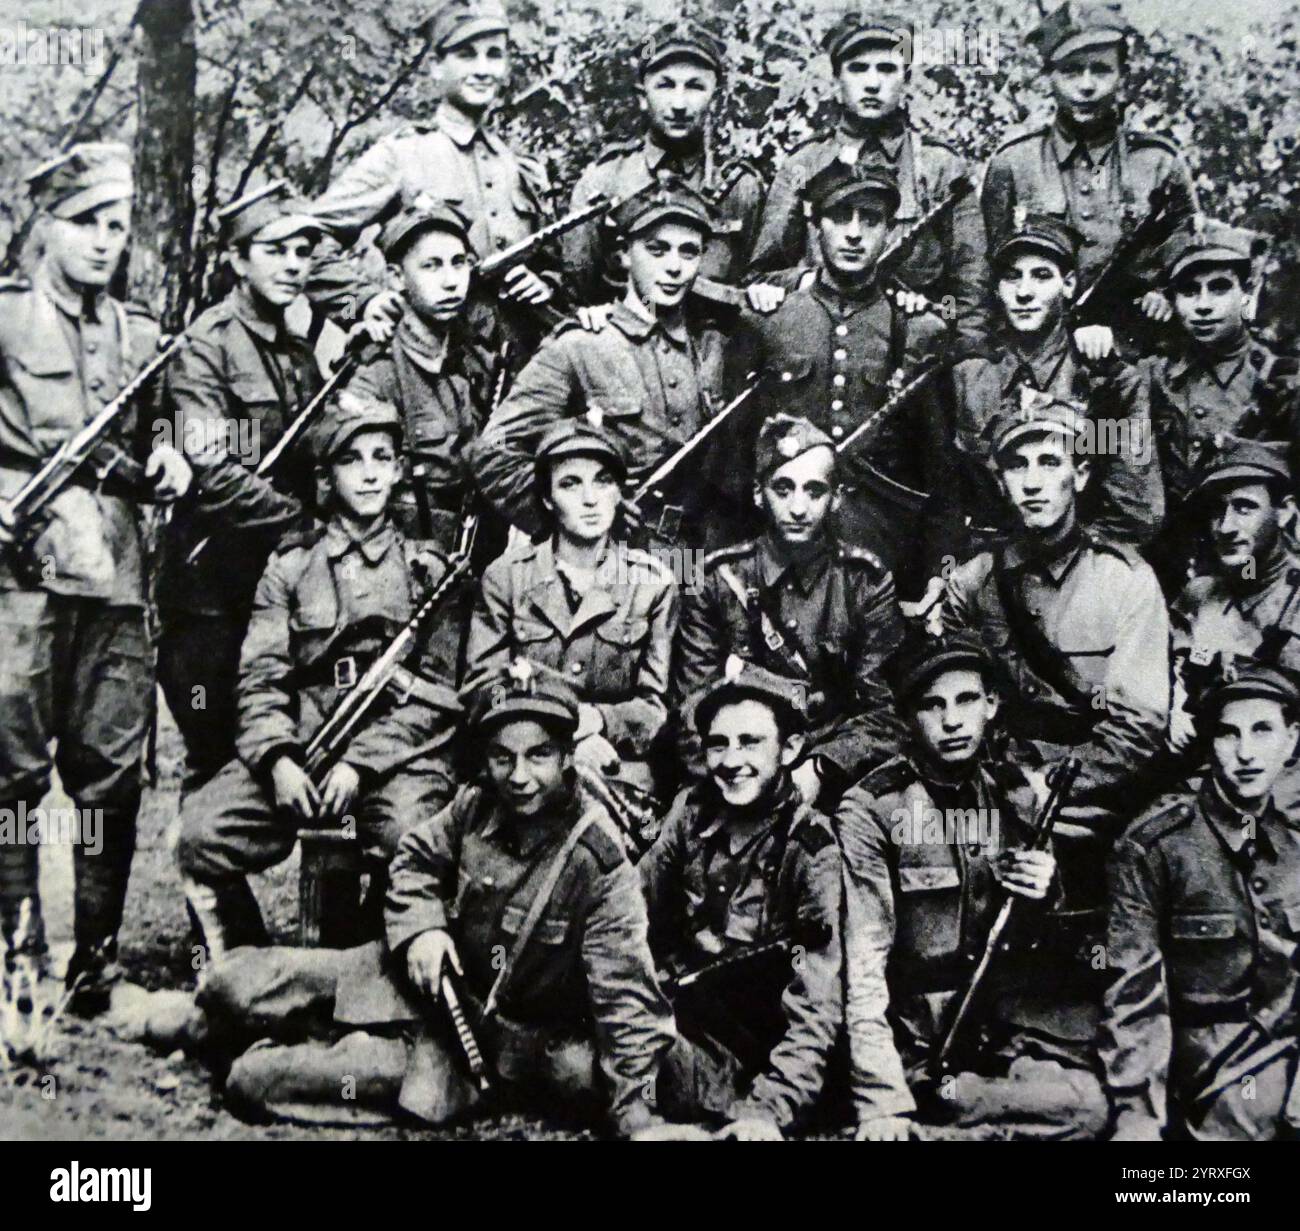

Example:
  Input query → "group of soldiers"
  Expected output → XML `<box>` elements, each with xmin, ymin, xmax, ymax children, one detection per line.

<box><xmin>1</xmin><ymin>0</ymin><xmax>1299</xmax><ymax>1142</ymax></box>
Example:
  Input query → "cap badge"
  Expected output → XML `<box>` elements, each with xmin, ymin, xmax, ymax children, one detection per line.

<box><xmin>507</xmin><ymin>658</ymin><xmax>534</xmax><ymax>692</ymax></box>
<box><xmin>585</xmin><ymin>406</ymin><xmax>604</xmax><ymax>430</ymax></box>
<box><xmin>1012</xmin><ymin>205</ymin><xmax>1028</xmax><ymax>231</ymax></box>
<box><xmin>723</xmin><ymin>654</ymin><xmax>746</xmax><ymax>683</ymax></box>
<box><xmin>777</xmin><ymin>432</ymin><xmax>802</xmax><ymax>459</ymax></box>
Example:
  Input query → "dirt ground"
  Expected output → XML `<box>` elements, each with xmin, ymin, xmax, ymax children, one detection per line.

<box><xmin>0</xmin><ymin>702</ymin><xmax>589</xmax><ymax>1142</ymax></box>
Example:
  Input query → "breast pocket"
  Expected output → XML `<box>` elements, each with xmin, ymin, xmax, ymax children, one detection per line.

<box><xmin>8</xmin><ymin>345</ymin><xmax>81</xmax><ymax>445</ymax></box>
<box><xmin>500</xmin><ymin>903</ymin><xmax>570</xmax><ymax>947</ymax></box>
<box><xmin>1165</xmin><ymin>910</ymin><xmax>1249</xmax><ymax>1001</ymax></box>
<box><xmin>592</xmin><ymin>616</ymin><xmax>650</xmax><ymax>696</ymax></box>
<box><xmin>893</xmin><ymin>861</ymin><xmax>963</xmax><ymax>967</ymax></box>
<box><xmin>511</xmin><ymin>613</ymin><xmax>556</xmax><ymax>651</ymax></box>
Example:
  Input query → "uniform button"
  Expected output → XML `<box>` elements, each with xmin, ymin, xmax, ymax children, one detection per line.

<box><xmin>1194</xmin><ymin>408</ymin><xmax>1206</xmax><ymax>418</ymax></box>
<box><xmin>484</xmin><ymin>180</ymin><xmax>493</xmax><ymax>189</ymax></box>
<box><xmin>1025</xmin><ymin>683</ymin><xmax>1038</xmax><ymax>696</ymax></box>
<box><xmin>488</xmin><ymin>209</ymin><xmax>498</xmax><ymax>218</ymax></box>
<box><xmin>1079</xmin><ymin>182</ymin><xmax>1090</xmax><ymax>195</ymax></box>
<box><xmin>831</xmin><ymin>399</ymin><xmax>843</xmax><ymax>412</ymax></box>
<box><xmin>481</xmin><ymin>876</ymin><xmax>495</xmax><ymax>888</ymax></box>
<box><xmin>833</xmin><ymin>348</ymin><xmax>847</xmax><ymax>360</ymax></box>
<box><xmin>496</xmin><ymin>238</ymin><xmax>508</xmax><ymax>250</ymax></box>
<box><xmin>832</xmin><ymin>374</ymin><xmax>846</xmax><ymax>388</ymax></box>
<box><xmin>1080</xmin><ymin>208</ymin><xmax>1092</xmax><ymax>220</ymax></box>
<box><xmin>835</xmin><ymin>325</ymin><xmax>848</xmax><ymax>337</ymax></box>
<box><xmin>89</xmin><ymin>377</ymin><xmax>103</xmax><ymax>390</ymax></box>
<box><xmin>570</xmin><ymin>663</ymin><xmax>583</xmax><ymax>675</ymax></box>
<box><xmin>781</xmin><ymin>371</ymin><xmax>793</xmax><ymax>381</ymax></box>
<box><xmin>969</xmin><ymin>844</ymin><xmax>981</xmax><ymax>856</ymax></box>
<box><xmin>669</xmin><ymin>414</ymin><xmax>681</xmax><ymax>426</ymax></box>
<box><xmin>831</xmin><ymin>425</ymin><xmax>843</xmax><ymax>439</ymax></box>
<box><xmin>667</xmin><ymin>377</ymin><xmax>678</xmax><ymax>388</ymax></box>
<box><xmin>1252</xmin><ymin>876</ymin><xmax>1267</xmax><ymax>893</ymax></box>
<box><xmin>86</xmin><ymin>341</ymin><xmax>97</xmax><ymax>354</ymax></box>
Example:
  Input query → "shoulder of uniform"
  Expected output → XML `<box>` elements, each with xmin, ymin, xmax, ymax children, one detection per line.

<box><xmin>576</xmin><ymin>810</ymin><xmax>628</xmax><ymax>873</ymax></box>
<box><xmin>992</xmin><ymin>123</ymin><xmax>1050</xmax><ymax>156</ymax></box>
<box><xmin>543</xmin><ymin>315</ymin><xmax>586</xmax><ymax>342</ymax></box>
<box><xmin>1122</xmin><ymin>793</ymin><xmax>1198</xmax><ymax>850</ymax></box>
<box><xmin>858</xmin><ymin>754</ymin><xmax>920</xmax><ymax>797</ymax></box>
<box><xmin>1084</xmin><ymin>532</ymin><xmax>1145</xmax><ymax>570</ymax></box>
<box><xmin>620</xmin><ymin>545</ymin><xmax>675</xmax><ymax>584</ymax></box>
<box><xmin>0</xmin><ymin>276</ymin><xmax>32</xmax><ymax>293</ymax></box>
<box><xmin>786</xmin><ymin>133</ymin><xmax>835</xmax><ymax>160</ymax></box>
<box><xmin>836</xmin><ymin>541</ymin><xmax>888</xmax><ymax>576</ymax></box>
<box><xmin>792</xmin><ymin>806</ymin><xmax>837</xmax><ymax>857</ymax></box>
<box><xmin>273</xmin><ymin>521</ymin><xmax>327</xmax><ymax>556</ymax></box>
<box><xmin>915</xmin><ymin>132</ymin><xmax>962</xmax><ymax>159</ymax></box>
<box><xmin>489</xmin><ymin>538</ymin><xmax>541</xmax><ymax>573</ymax></box>
<box><xmin>717</xmin><ymin>157</ymin><xmax>763</xmax><ymax>182</ymax></box>
<box><xmin>124</xmin><ymin>299</ymin><xmax>157</xmax><ymax>322</ymax></box>
<box><xmin>1126</xmin><ymin>129</ymin><xmax>1183</xmax><ymax>158</ymax></box>
<box><xmin>701</xmin><ymin>541</ymin><xmax>756</xmax><ymax>572</ymax></box>
<box><xmin>385</xmin><ymin>122</ymin><xmax>428</xmax><ymax>141</ymax></box>
<box><xmin>595</xmin><ymin>138</ymin><xmax>641</xmax><ymax>163</ymax></box>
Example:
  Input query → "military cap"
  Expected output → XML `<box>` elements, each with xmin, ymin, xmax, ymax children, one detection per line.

<box><xmin>429</xmin><ymin>0</ymin><xmax>509</xmax><ymax>53</ymax></box>
<box><xmin>639</xmin><ymin>20</ymin><xmax>724</xmax><ymax>76</ymax></box>
<box><xmin>1199</xmin><ymin>659</ymin><xmax>1299</xmax><ymax>717</ymax></box>
<box><xmin>216</xmin><ymin>180</ymin><xmax>322</xmax><ymax>248</ymax></box>
<box><xmin>613</xmin><ymin>179</ymin><xmax>715</xmax><ymax>238</ymax></box>
<box><xmin>1195</xmin><ymin>435</ymin><xmax>1291</xmax><ymax>495</ymax></box>
<box><xmin>1027</xmin><ymin>2</ymin><xmax>1131</xmax><ymax>64</ymax></box>
<box><xmin>693</xmin><ymin>655</ymin><xmax>808</xmax><ymax>736</ymax></box>
<box><xmin>989</xmin><ymin>388</ymin><xmax>1088</xmax><ymax>459</ymax></box>
<box><xmin>378</xmin><ymin>198</ymin><xmax>472</xmax><ymax>260</ymax></box>
<box><xmin>755</xmin><ymin>414</ymin><xmax>836</xmax><ymax>481</ymax></box>
<box><xmin>1159</xmin><ymin>215</ymin><xmax>1268</xmax><ymax>283</ymax></box>
<box><xmin>313</xmin><ymin>390</ymin><xmax>403</xmax><ymax>465</ymax></box>
<box><xmin>534</xmin><ymin>408</ymin><xmax>629</xmax><ymax>485</ymax></box>
<box><xmin>468</xmin><ymin>658</ymin><xmax>581</xmax><ymax>737</ymax></box>
<box><xmin>801</xmin><ymin>159</ymin><xmax>901</xmax><ymax>219</ymax></box>
<box><xmin>822</xmin><ymin>12</ymin><xmax>911</xmax><ymax>69</ymax></box>
<box><xmin>26</xmin><ymin>142</ymin><xmax>133</xmax><ymax>219</ymax></box>
<box><xmin>993</xmin><ymin>209</ymin><xmax>1084</xmax><ymax>270</ymax></box>
<box><xmin>888</xmin><ymin>628</ymin><xmax>995</xmax><ymax>704</ymax></box>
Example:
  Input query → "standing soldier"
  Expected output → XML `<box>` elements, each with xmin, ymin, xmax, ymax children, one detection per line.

<box><xmin>641</xmin><ymin>659</ymin><xmax>843</xmax><ymax>1140</ymax></box>
<box><xmin>563</xmin><ymin>21</ymin><xmax>764</xmax><ymax>304</ymax></box>
<box><xmin>157</xmin><ymin>184</ymin><xmax>325</xmax><ymax>793</ymax></box>
<box><xmin>177</xmin><ymin>397</ymin><xmax>461</xmax><ymax>959</ymax></box>
<box><xmin>839</xmin><ymin>630</ymin><xmax>1107</xmax><ymax>1140</ymax></box>
<box><xmin>982</xmin><ymin>1</ymin><xmax>1196</xmax><ymax>330</ymax></box>
<box><xmin>750</xmin><ymin>11</ymin><xmax>988</xmax><ymax>349</ymax></box>
<box><xmin>1103</xmin><ymin>662</ymin><xmax>1300</xmax><ymax>1140</ymax></box>
<box><xmin>675</xmin><ymin>415</ymin><xmax>904</xmax><ymax>810</ymax></box>
<box><xmin>0</xmin><ymin>144</ymin><xmax>192</xmax><ymax>998</ymax></box>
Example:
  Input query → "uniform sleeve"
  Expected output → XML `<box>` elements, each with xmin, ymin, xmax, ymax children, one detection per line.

<box><xmin>671</xmin><ymin>574</ymin><xmax>727</xmax><ymax>778</ymax></box>
<box><xmin>464</xmin><ymin>558</ymin><xmax>515</xmax><ymax>686</ymax></box>
<box><xmin>728</xmin><ymin>836</ymin><xmax>844</xmax><ymax>1130</ymax></box>
<box><xmin>979</xmin><ymin>148</ymin><xmax>1016</xmax><ymax>261</ymax></box>
<box><xmin>304</xmin><ymin>232</ymin><xmax>386</xmax><ymax>328</ymax></box>
<box><xmin>936</xmin><ymin>156</ymin><xmax>992</xmax><ymax>351</ymax></box>
<box><xmin>561</xmin><ymin>163</ymin><xmax>612</xmax><ymax>306</ymax></box>
<box><xmin>597</xmin><ymin>574</ymin><xmax>679</xmax><ymax>755</ymax></box>
<box><xmin>1099</xmin><ymin>834</ymin><xmax>1171</xmax><ymax>1139</ymax></box>
<box><xmin>235</xmin><ymin>554</ymin><xmax>301</xmax><ymax>774</ymax></box>
<box><xmin>1088</xmin><ymin>358</ymin><xmax>1165</xmax><ymax>545</ymax></box>
<box><xmin>638</xmin><ymin>790</ymin><xmax>690</xmax><ymax>957</ymax></box>
<box><xmin>309</xmin><ymin>136</ymin><xmax>403</xmax><ymax>245</ymax></box>
<box><xmin>1128</xmin><ymin>148</ymin><xmax>1198</xmax><ymax>296</ymax></box>
<box><xmin>726</xmin><ymin>169</ymin><xmax>767</xmax><ymax>274</ymax></box>
<box><xmin>749</xmin><ymin>158</ymin><xmax>807</xmax><ymax>275</ymax></box>
<box><xmin>836</xmin><ymin>789</ymin><xmax>918</xmax><ymax>1122</ymax></box>
<box><xmin>384</xmin><ymin>791</ymin><xmax>469</xmax><ymax>955</ymax></box>
<box><xmin>580</xmin><ymin>853</ymin><xmax>679</xmax><ymax>1137</ymax></box>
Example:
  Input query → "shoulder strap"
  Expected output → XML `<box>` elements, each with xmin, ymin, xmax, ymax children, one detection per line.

<box><xmin>481</xmin><ymin>805</ymin><xmax>604</xmax><ymax>1021</ymax></box>
<box><xmin>717</xmin><ymin>562</ymin><xmax>811</xmax><ymax>675</ymax></box>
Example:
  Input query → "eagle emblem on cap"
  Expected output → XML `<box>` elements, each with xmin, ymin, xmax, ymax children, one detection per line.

<box><xmin>723</xmin><ymin>654</ymin><xmax>746</xmax><ymax>683</ymax></box>
<box><xmin>1012</xmin><ymin>205</ymin><xmax>1028</xmax><ymax>231</ymax></box>
<box><xmin>1221</xmin><ymin>661</ymin><xmax>1239</xmax><ymax>684</ymax></box>
<box><xmin>777</xmin><ymin>432</ymin><xmax>802</xmax><ymax>459</ymax></box>
<box><xmin>507</xmin><ymin>658</ymin><xmax>534</xmax><ymax>691</ymax></box>
<box><xmin>586</xmin><ymin>406</ymin><xmax>604</xmax><ymax>430</ymax></box>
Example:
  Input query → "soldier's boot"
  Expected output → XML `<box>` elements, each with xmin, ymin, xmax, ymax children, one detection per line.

<box><xmin>182</xmin><ymin>875</ymin><xmax>269</xmax><ymax>967</ymax></box>
<box><xmin>65</xmin><ymin>804</ymin><xmax>138</xmax><ymax>1015</ymax></box>
<box><xmin>0</xmin><ymin>823</ymin><xmax>48</xmax><ymax>980</ymax></box>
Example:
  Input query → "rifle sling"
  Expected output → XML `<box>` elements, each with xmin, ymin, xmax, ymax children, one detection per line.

<box><xmin>715</xmin><ymin>563</ymin><xmax>812</xmax><ymax>676</ymax></box>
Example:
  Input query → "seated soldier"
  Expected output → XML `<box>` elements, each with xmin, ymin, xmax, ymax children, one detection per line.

<box><xmin>675</xmin><ymin>414</ymin><xmax>903</xmax><ymax>811</ymax></box>
<box><xmin>1103</xmin><ymin>662</ymin><xmax>1300</xmax><ymax>1141</ymax></box>
<box><xmin>177</xmin><ymin>395</ymin><xmax>461</xmax><ymax>959</ymax></box>
<box><xmin>465</xmin><ymin>415</ymin><xmax>677</xmax><ymax>805</ymax></box>
<box><xmin>192</xmin><ymin>662</ymin><xmax>680</xmax><ymax>1137</ymax></box>
<box><xmin>838</xmin><ymin>629</ymin><xmax>1107</xmax><ymax>1141</ymax></box>
<box><xmin>641</xmin><ymin>658</ymin><xmax>843</xmax><ymax>1140</ymax></box>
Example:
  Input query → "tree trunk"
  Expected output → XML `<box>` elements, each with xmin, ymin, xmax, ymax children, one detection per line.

<box><xmin>129</xmin><ymin>0</ymin><xmax>196</xmax><ymax>332</ymax></box>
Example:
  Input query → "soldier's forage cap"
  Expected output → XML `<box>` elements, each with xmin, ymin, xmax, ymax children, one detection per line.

<box><xmin>888</xmin><ymin>627</ymin><xmax>994</xmax><ymax>703</ymax></box>
<box><xmin>822</xmin><ymin>12</ymin><xmax>911</xmax><ymax>69</ymax></box>
<box><xmin>1200</xmin><ymin>659</ymin><xmax>1299</xmax><ymax>717</ymax></box>
<box><xmin>216</xmin><ymin>181</ymin><xmax>322</xmax><ymax>248</ymax></box>
<box><xmin>26</xmin><ymin>142</ymin><xmax>133</xmax><ymax>220</ymax></box>
<box><xmin>313</xmin><ymin>391</ymin><xmax>403</xmax><ymax>464</ymax></box>
<box><xmin>1159</xmin><ymin>215</ymin><xmax>1268</xmax><ymax>283</ymax></box>
<box><xmin>378</xmin><ymin>198</ymin><xmax>472</xmax><ymax>260</ymax></box>
<box><xmin>613</xmin><ymin>180</ymin><xmax>715</xmax><ymax>238</ymax></box>
<box><xmin>534</xmin><ymin>411</ymin><xmax>629</xmax><ymax>484</ymax></box>
<box><xmin>802</xmin><ymin>159</ymin><xmax>900</xmax><ymax>219</ymax></box>
<box><xmin>993</xmin><ymin>210</ymin><xmax>1084</xmax><ymax>270</ymax></box>
<box><xmin>430</xmin><ymin>0</ymin><xmax>509</xmax><ymax>52</ymax></box>
<box><xmin>692</xmin><ymin>655</ymin><xmax>808</xmax><ymax>736</ymax></box>
<box><xmin>1027</xmin><ymin>2</ymin><xmax>1131</xmax><ymax>64</ymax></box>
<box><xmin>639</xmin><ymin>20</ymin><xmax>725</xmax><ymax>77</ymax></box>
<box><xmin>1196</xmin><ymin>435</ymin><xmax>1292</xmax><ymax>495</ymax></box>
<box><xmin>990</xmin><ymin>390</ymin><xmax>1088</xmax><ymax>459</ymax></box>
<box><xmin>467</xmin><ymin>659</ymin><xmax>581</xmax><ymax>737</ymax></box>
<box><xmin>755</xmin><ymin>414</ymin><xmax>836</xmax><ymax>481</ymax></box>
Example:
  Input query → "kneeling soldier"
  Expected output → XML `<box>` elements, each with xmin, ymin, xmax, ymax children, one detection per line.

<box><xmin>838</xmin><ymin>630</ymin><xmax>1107</xmax><ymax>1140</ymax></box>
<box><xmin>177</xmin><ymin>395</ymin><xmax>461</xmax><ymax>958</ymax></box>
<box><xmin>1103</xmin><ymin>662</ymin><xmax>1300</xmax><ymax>1140</ymax></box>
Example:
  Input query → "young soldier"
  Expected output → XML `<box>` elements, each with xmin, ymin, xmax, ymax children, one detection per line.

<box><xmin>176</xmin><ymin>397</ymin><xmax>461</xmax><ymax>959</ymax></box>
<box><xmin>157</xmin><ymin>184</ymin><xmax>325</xmax><ymax>792</ymax></box>
<box><xmin>563</xmin><ymin>21</ymin><xmax>764</xmax><ymax>304</ymax></box>
<box><xmin>1103</xmin><ymin>662</ymin><xmax>1300</xmax><ymax>1140</ymax></box>
<box><xmin>0</xmin><ymin>144</ymin><xmax>191</xmax><ymax>996</ymax></box>
<box><xmin>675</xmin><ymin>415</ymin><xmax>904</xmax><ymax>810</ymax></box>
<box><xmin>1143</xmin><ymin>216</ymin><xmax>1293</xmax><ymax>592</ymax></box>
<box><xmin>839</xmin><ymin>630</ymin><xmax>1107</xmax><ymax>1140</ymax></box>
<box><xmin>641</xmin><ymin>658</ymin><xmax>843</xmax><ymax>1140</ymax></box>
<box><xmin>471</xmin><ymin>183</ymin><xmax>733</xmax><ymax>547</ymax></box>
<box><xmin>981</xmin><ymin>1</ymin><xmax>1196</xmax><ymax>322</ymax></box>
<box><xmin>466</xmin><ymin>417</ymin><xmax>677</xmax><ymax>799</ymax></box>
<box><xmin>751</xmin><ymin>11</ymin><xmax>988</xmax><ymax>348</ymax></box>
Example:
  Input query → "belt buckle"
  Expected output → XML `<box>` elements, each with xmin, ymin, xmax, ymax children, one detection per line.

<box><xmin>334</xmin><ymin>655</ymin><xmax>358</xmax><ymax>690</ymax></box>
<box><xmin>653</xmin><ymin>504</ymin><xmax>683</xmax><ymax>542</ymax></box>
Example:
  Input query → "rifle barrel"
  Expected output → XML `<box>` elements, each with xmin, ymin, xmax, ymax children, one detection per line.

<box><xmin>440</xmin><ymin>974</ymin><xmax>490</xmax><ymax>1092</ymax></box>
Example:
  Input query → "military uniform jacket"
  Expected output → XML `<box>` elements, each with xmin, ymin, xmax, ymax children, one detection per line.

<box><xmin>836</xmin><ymin>752</ymin><xmax>1047</xmax><ymax>1120</ymax></box>
<box><xmin>466</xmin><ymin>537</ymin><xmax>679</xmax><ymax>756</ymax></box>
<box><xmin>675</xmin><ymin>533</ymin><xmax>905</xmax><ymax>789</ymax></box>
<box><xmin>950</xmin><ymin>323</ymin><xmax>1164</xmax><ymax>544</ymax></box>
<box><xmin>563</xmin><ymin>133</ymin><xmax>765</xmax><ymax>303</ymax></box>
<box><xmin>639</xmin><ymin>777</ymin><xmax>843</xmax><ymax>1129</ymax></box>
<box><xmin>470</xmin><ymin>299</ymin><xmax>727</xmax><ymax>537</ymax></box>
<box><xmin>237</xmin><ymin>516</ymin><xmax>460</xmax><ymax>781</ymax></box>
<box><xmin>982</xmin><ymin>118</ymin><xmax>1196</xmax><ymax>289</ymax></box>
<box><xmin>384</xmin><ymin>782</ymin><xmax>677</xmax><ymax>1137</ymax></box>
<box><xmin>750</xmin><ymin>118</ymin><xmax>989</xmax><ymax>346</ymax></box>
<box><xmin>1102</xmin><ymin>782</ymin><xmax>1300</xmax><ymax>1136</ymax></box>
<box><xmin>159</xmin><ymin>285</ymin><xmax>321</xmax><ymax>617</ymax></box>
<box><xmin>943</xmin><ymin>529</ymin><xmax>1170</xmax><ymax>823</ymax></box>
<box><xmin>1142</xmin><ymin>334</ymin><xmax>1299</xmax><ymax>512</ymax></box>
<box><xmin>0</xmin><ymin>268</ymin><xmax>160</xmax><ymax>605</ymax></box>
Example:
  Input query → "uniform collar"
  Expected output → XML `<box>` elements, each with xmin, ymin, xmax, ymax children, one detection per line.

<box><xmin>611</xmin><ymin>294</ymin><xmax>690</xmax><ymax>345</ymax></box>
<box><xmin>1200</xmin><ymin>777</ymin><xmax>1296</xmax><ymax>859</ymax></box>
<box><xmin>999</xmin><ymin>322</ymin><xmax>1071</xmax><ymax>395</ymax></box>
<box><xmin>1173</xmin><ymin>331</ymin><xmax>1252</xmax><ymax>388</ymax></box>
<box><xmin>231</xmin><ymin>283</ymin><xmax>291</xmax><ymax>344</ymax></box>
<box><xmin>434</xmin><ymin>102</ymin><xmax>500</xmax><ymax>153</ymax></box>
<box><xmin>1001</xmin><ymin>523</ymin><xmax>1087</xmax><ymax>584</ymax></box>
<box><xmin>481</xmin><ymin>788</ymin><xmax>582</xmax><ymax>858</ymax></box>
<box><xmin>838</xmin><ymin>109</ymin><xmax>907</xmax><ymax>160</ymax></box>
<box><xmin>323</xmin><ymin>516</ymin><xmax>399</xmax><ymax>565</ymax></box>
<box><xmin>697</xmin><ymin>773</ymin><xmax>801</xmax><ymax>845</ymax></box>
<box><xmin>644</xmin><ymin>129</ymin><xmax>705</xmax><ymax>176</ymax></box>
<box><xmin>396</xmin><ymin>310</ymin><xmax>450</xmax><ymax>376</ymax></box>
<box><xmin>1051</xmin><ymin>115</ymin><xmax>1117</xmax><ymax>168</ymax></box>
<box><xmin>811</xmin><ymin>268</ymin><xmax>880</xmax><ymax>312</ymax></box>
<box><xmin>34</xmin><ymin>262</ymin><xmax>107</xmax><ymax>325</ymax></box>
<box><xmin>524</xmin><ymin>537</ymin><xmax>619</xmax><ymax>636</ymax></box>
<box><xmin>758</xmin><ymin>533</ymin><xmax>833</xmax><ymax>595</ymax></box>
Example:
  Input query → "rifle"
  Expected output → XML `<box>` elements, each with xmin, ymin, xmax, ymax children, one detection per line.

<box><xmin>303</xmin><ymin>512</ymin><xmax>478</xmax><ymax>784</ymax></box>
<box><xmin>930</xmin><ymin>756</ymin><xmax>1083</xmax><ymax>1079</ymax></box>
<box><xmin>833</xmin><ymin>356</ymin><xmax>950</xmax><ymax>460</ymax></box>
<box><xmin>439</xmin><ymin>972</ymin><xmax>490</xmax><ymax>1093</ymax></box>
<box><xmin>0</xmin><ymin>330</ymin><xmax>193</xmax><ymax>538</ymax></box>
<box><xmin>666</xmin><ymin>930</ymin><xmax>795</xmax><ymax>996</ymax></box>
